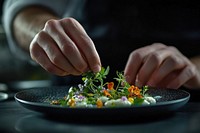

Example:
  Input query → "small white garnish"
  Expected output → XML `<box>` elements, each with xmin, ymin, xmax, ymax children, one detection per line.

<box><xmin>142</xmin><ymin>100</ymin><xmax>150</xmax><ymax>105</ymax></box>
<box><xmin>68</xmin><ymin>87</ymin><xmax>74</xmax><ymax>93</ymax></box>
<box><xmin>154</xmin><ymin>96</ymin><xmax>162</xmax><ymax>100</ymax></box>
<box><xmin>145</xmin><ymin>96</ymin><xmax>156</xmax><ymax>104</ymax></box>
<box><xmin>105</xmin><ymin>98</ymin><xmax>131</xmax><ymax>107</ymax></box>
<box><xmin>75</xmin><ymin>102</ymin><xmax>87</xmax><ymax>107</ymax></box>
<box><xmin>98</xmin><ymin>96</ymin><xmax>109</xmax><ymax>103</ymax></box>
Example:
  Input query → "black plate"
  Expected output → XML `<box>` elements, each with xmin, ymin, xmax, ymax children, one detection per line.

<box><xmin>14</xmin><ymin>86</ymin><xmax>190</xmax><ymax>119</ymax></box>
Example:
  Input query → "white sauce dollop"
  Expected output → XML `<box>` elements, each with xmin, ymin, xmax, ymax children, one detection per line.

<box><xmin>105</xmin><ymin>99</ymin><xmax>131</xmax><ymax>107</ymax></box>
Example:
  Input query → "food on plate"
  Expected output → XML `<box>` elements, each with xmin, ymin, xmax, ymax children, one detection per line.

<box><xmin>51</xmin><ymin>66</ymin><xmax>156</xmax><ymax>108</ymax></box>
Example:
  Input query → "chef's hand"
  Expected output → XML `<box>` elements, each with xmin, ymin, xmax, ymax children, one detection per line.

<box><xmin>124</xmin><ymin>43</ymin><xmax>200</xmax><ymax>89</ymax></box>
<box><xmin>30</xmin><ymin>18</ymin><xmax>101</xmax><ymax>76</ymax></box>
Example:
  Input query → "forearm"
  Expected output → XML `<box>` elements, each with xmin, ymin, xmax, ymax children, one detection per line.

<box><xmin>13</xmin><ymin>6</ymin><xmax>59</xmax><ymax>52</ymax></box>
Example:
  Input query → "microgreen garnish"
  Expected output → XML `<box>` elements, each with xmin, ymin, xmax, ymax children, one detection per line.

<box><xmin>51</xmin><ymin>66</ymin><xmax>156</xmax><ymax>108</ymax></box>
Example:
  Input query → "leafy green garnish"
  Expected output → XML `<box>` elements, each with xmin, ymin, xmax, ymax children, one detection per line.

<box><xmin>51</xmin><ymin>66</ymin><xmax>151</xmax><ymax>107</ymax></box>
<box><xmin>82</xmin><ymin>66</ymin><xmax>110</xmax><ymax>93</ymax></box>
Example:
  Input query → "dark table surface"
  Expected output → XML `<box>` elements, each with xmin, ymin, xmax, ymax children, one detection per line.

<box><xmin>0</xmin><ymin>89</ymin><xmax>200</xmax><ymax>133</ymax></box>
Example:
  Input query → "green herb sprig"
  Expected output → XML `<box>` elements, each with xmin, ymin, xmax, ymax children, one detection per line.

<box><xmin>82</xmin><ymin>66</ymin><xmax>110</xmax><ymax>93</ymax></box>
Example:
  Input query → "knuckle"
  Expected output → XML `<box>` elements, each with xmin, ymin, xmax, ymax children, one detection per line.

<box><xmin>64</xmin><ymin>17</ymin><xmax>77</xmax><ymax>25</ymax></box>
<box><xmin>45</xmin><ymin>19</ymin><xmax>57</xmax><ymax>28</ymax></box>
<box><xmin>129</xmin><ymin>51</ymin><xmax>143</xmax><ymax>61</ymax></box>
<box><xmin>36</xmin><ymin>31</ymin><xmax>47</xmax><ymax>43</ymax></box>
<box><xmin>44</xmin><ymin>19</ymin><xmax>59</xmax><ymax>33</ymax></box>
<box><xmin>167</xmin><ymin>46</ymin><xmax>179</xmax><ymax>53</ymax></box>
<box><xmin>61</xmin><ymin>17</ymin><xmax>84</xmax><ymax>32</ymax></box>
<box><xmin>62</xmin><ymin>43</ymin><xmax>76</xmax><ymax>55</ymax></box>
<box><xmin>80</xmin><ymin>35</ymin><xmax>92</xmax><ymax>46</ymax></box>
<box><xmin>60</xmin><ymin>17</ymin><xmax>77</xmax><ymax>28</ymax></box>
<box><xmin>51</xmin><ymin>54</ymin><xmax>62</xmax><ymax>65</ymax></box>
<box><xmin>168</xmin><ymin>56</ymin><xmax>180</xmax><ymax>67</ymax></box>
<box><xmin>151</xmin><ymin>43</ymin><xmax>166</xmax><ymax>47</ymax></box>
<box><xmin>148</xmin><ymin>52</ymin><xmax>162</xmax><ymax>64</ymax></box>
<box><xmin>57</xmin><ymin>34</ymin><xmax>71</xmax><ymax>47</ymax></box>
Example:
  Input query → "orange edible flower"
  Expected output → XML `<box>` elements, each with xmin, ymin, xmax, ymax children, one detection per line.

<box><xmin>128</xmin><ymin>85</ymin><xmax>141</xmax><ymax>97</ymax></box>
<box><xmin>133</xmin><ymin>86</ymin><xmax>141</xmax><ymax>95</ymax></box>
<box><xmin>103</xmin><ymin>90</ymin><xmax>112</xmax><ymax>97</ymax></box>
<box><xmin>96</xmin><ymin>99</ymin><xmax>103</xmax><ymax>108</ymax></box>
<box><xmin>107</xmin><ymin>82</ymin><xmax>114</xmax><ymax>90</ymax></box>
<box><xmin>137</xmin><ymin>94</ymin><xmax>143</xmax><ymax>98</ymax></box>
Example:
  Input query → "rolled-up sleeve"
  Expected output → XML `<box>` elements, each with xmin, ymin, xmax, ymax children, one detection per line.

<box><xmin>2</xmin><ymin>0</ymin><xmax>68</xmax><ymax>61</ymax></box>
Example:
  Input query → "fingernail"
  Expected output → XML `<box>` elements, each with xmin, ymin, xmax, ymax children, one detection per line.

<box><xmin>93</xmin><ymin>65</ymin><xmax>101</xmax><ymax>73</ymax></box>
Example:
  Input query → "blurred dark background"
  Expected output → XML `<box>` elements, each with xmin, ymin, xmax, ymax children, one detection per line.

<box><xmin>0</xmin><ymin>0</ymin><xmax>50</xmax><ymax>86</ymax></box>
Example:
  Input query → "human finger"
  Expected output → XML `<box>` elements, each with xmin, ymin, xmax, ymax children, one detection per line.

<box><xmin>166</xmin><ymin>65</ymin><xmax>196</xmax><ymax>89</ymax></box>
<box><xmin>146</xmin><ymin>46</ymin><xmax>191</xmax><ymax>87</ymax></box>
<box><xmin>36</xmin><ymin>30</ymin><xmax>82</xmax><ymax>75</ymax></box>
<box><xmin>30</xmin><ymin>40</ymin><xmax>68</xmax><ymax>76</ymax></box>
<box><xmin>44</xmin><ymin>19</ymin><xmax>89</xmax><ymax>73</ymax></box>
<box><xmin>124</xmin><ymin>43</ymin><xmax>167</xmax><ymax>86</ymax></box>
<box><xmin>146</xmin><ymin>55</ymin><xmax>186</xmax><ymax>87</ymax></box>
<box><xmin>60</xmin><ymin>18</ymin><xmax>101</xmax><ymax>72</ymax></box>
<box><xmin>137</xmin><ymin>47</ymin><xmax>174</xmax><ymax>87</ymax></box>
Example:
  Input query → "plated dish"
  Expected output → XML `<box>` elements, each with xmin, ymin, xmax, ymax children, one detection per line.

<box><xmin>14</xmin><ymin>67</ymin><xmax>190</xmax><ymax>118</ymax></box>
<box><xmin>15</xmin><ymin>86</ymin><xmax>190</xmax><ymax>118</ymax></box>
<box><xmin>51</xmin><ymin>66</ymin><xmax>157</xmax><ymax>108</ymax></box>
